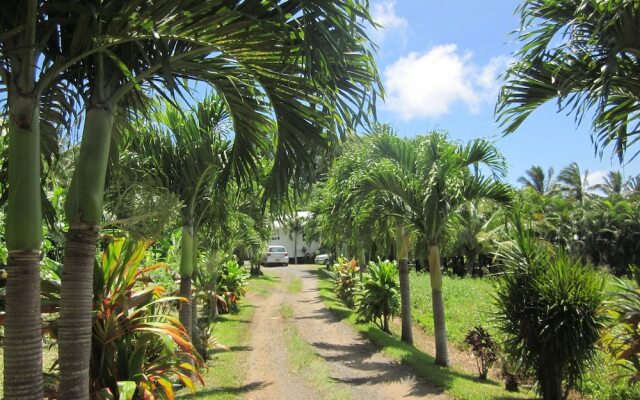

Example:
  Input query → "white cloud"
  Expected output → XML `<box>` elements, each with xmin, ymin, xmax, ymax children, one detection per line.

<box><xmin>383</xmin><ymin>44</ymin><xmax>512</xmax><ymax>120</ymax></box>
<box><xmin>370</xmin><ymin>0</ymin><xmax>408</xmax><ymax>44</ymax></box>
<box><xmin>586</xmin><ymin>170</ymin><xmax>608</xmax><ymax>187</ymax></box>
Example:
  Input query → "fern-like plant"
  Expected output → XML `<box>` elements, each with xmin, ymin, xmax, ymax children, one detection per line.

<box><xmin>355</xmin><ymin>260</ymin><xmax>400</xmax><ymax>333</ymax></box>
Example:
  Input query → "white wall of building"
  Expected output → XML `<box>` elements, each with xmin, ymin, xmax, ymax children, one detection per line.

<box><xmin>268</xmin><ymin>212</ymin><xmax>320</xmax><ymax>260</ymax></box>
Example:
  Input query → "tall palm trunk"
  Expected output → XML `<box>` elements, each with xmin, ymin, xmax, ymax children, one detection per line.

<box><xmin>396</xmin><ymin>222</ymin><xmax>413</xmax><ymax>345</ymax></box>
<box><xmin>59</xmin><ymin>108</ymin><xmax>113</xmax><ymax>399</ymax></box>
<box><xmin>4</xmin><ymin>92</ymin><xmax>43</xmax><ymax>399</ymax></box>
<box><xmin>179</xmin><ymin>225</ymin><xmax>194</xmax><ymax>337</ymax></box>
<box><xmin>3</xmin><ymin>2</ymin><xmax>44</xmax><ymax>396</ymax></box>
<box><xmin>428</xmin><ymin>244</ymin><xmax>449</xmax><ymax>366</ymax></box>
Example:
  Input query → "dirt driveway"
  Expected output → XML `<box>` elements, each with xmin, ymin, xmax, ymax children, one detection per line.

<box><xmin>243</xmin><ymin>264</ymin><xmax>448</xmax><ymax>400</ymax></box>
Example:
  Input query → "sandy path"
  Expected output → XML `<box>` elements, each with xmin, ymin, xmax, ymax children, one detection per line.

<box><xmin>243</xmin><ymin>264</ymin><xmax>448</xmax><ymax>400</ymax></box>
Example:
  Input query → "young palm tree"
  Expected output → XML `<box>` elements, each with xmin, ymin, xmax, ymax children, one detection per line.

<box><xmin>361</xmin><ymin>132</ymin><xmax>512</xmax><ymax>366</ymax></box>
<box><xmin>124</xmin><ymin>96</ymin><xmax>233</xmax><ymax>337</ymax></box>
<box><xmin>497</xmin><ymin>0</ymin><xmax>640</xmax><ymax>161</ymax></box>
<box><xmin>518</xmin><ymin>165</ymin><xmax>556</xmax><ymax>195</ymax></box>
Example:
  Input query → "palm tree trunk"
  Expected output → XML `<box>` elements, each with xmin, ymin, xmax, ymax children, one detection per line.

<box><xmin>4</xmin><ymin>251</ymin><xmax>42</xmax><ymax>400</ymax></box>
<box><xmin>428</xmin><ymin>245</ymin><xmax>449</xmax><ymax>367</ymax></box>
<box><xmin>398</xmin><ymin>258</ymin><xmax>413</xmax><ymax>344</ymax></box>
<box><xmin>59</xmin><ymin>108</ymin><xmax>113</xmax><ymax>400</ymax></box>
<box><xmin>4</xmin><ymin>91</ymin><xmax>43</xmax><ymax>399</ymax></box>
<box><xmin>59</xmin><ymin>226</ymin><xmax>99</xmax><ymax>399</ymax></box>
<box><xmin>294</xmin><ymin>233</ymin><xmax>298</xmax><ymax>264</ymax></box>
<box><xmin>396</xmin><ymin>221</ymin><xmax>413</xmax><ymax>344</ymax></box>
<box><xmin>179</xmin><ymin>225</ymin><xmax>194</xmax><ymax>337</ymax></box>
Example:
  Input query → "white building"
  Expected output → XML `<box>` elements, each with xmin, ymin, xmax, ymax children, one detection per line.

<box><xmin>268</xmin><ymin>211</ymin><xmax>320</xmax><ymax>262</ymax></box>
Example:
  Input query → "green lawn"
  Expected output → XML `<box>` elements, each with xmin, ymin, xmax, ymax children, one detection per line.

<box><xmin>410</xmin><ymin>272</ymin><xmax>498</xmax><ymax>347</ymax></box>
<box><xmin>407</xmin><ymin>270</ymin><xmax>640</xmax><ymax>400</ymax></box>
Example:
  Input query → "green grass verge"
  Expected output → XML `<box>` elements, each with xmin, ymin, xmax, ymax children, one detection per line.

<box><xmin>249</xmin><ymin>272</ymin><xmax>280</xmax><ymax>297</ymax></box>
<box><xmin>279</xmin><ymin>304</ymin><xmax>351</xmax><ymax>400</ymax></box>
<box><xmin>287</xmin><ymin>277</ymin><xmax>303</xmax><ymax>293</ymax></box>
<box><xmin>312</xmin><ymin>267</ymin><xmax>530</xmax><ymax>400</ymax></box>
<box><xmin>178</xmin><ymin>303</ymin><xmax>256</xmax><ymax>400</ymax></box>
<box><xmin>179</xmin><ymin>272</ymin><xmax>273</xmax><ymax>399</ymax></box>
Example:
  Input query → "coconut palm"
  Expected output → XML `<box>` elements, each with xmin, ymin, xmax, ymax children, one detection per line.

<box><xmin>518</xmin><ymin>165</ymin><xmax>556</xmax><ymax>194</ymax></box>
<box><xmin>558</xmin><ymin>162</ymin><xmax>591</xmax><ymax>202</ymax></box>
<box><xmin>360</xmin><ymin>131</ymin><xmax>512</xmax><ymax>366</ymax></box>
<box><xmin>497</xmin><ymin>0</ymin><xmax>640</xmax><ymax>161</ymax></box>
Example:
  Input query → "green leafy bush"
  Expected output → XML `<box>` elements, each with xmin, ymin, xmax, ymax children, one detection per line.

<box><xmin>330</xmin><ymin>257</ymin><xmax>359</xmax><ymax>308</ymax></box>
<box><xmin>464</xmin><ymin>326</ymin><xmax>498</xmax><ymax>380</ymax></box>
<box><xmin>494</xmin><ymin>223</ymin><xmax>606</xmax><ymax>400</ymax></box>
<box><xmin>91</xmin><ymin>237</ymin><xmax>203</xmax><ymax>399</ymax></box>
<box><xmin>217</xmin><ymin>259</ymin><xmax>249</xmax><ymax>313</ymax></box>
<box><xmin>601</xmin><ymin>266</ymin><xmax>640</xmax><ymax>384</ymax></box>
<box><xmin>355</xmin><ymin>260</ymin><xmax>400</xmax><ymax>332</ymax></box>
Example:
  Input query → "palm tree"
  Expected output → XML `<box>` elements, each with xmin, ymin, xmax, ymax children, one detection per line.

<box><xmin>626</xmin><ymin>175</ymin><xmax>640</xmax><ymax>196</ymax></box>
<box><xmin>124</xmin><ymin>96</ymin><xmax>233</xmax><ymax>338</ymax></box>
<box><xmin>558</xmin><ymin>162</ymin><xmax>591</xmax><ymax>202</ymax></box>
<box><xmin>452</xmin><ymin>202</ymin><xmax>504</xmax><ymax>276</ymax></box>
<box><xmin>0</xmin><ymin>2</ymin><xmax>86</xmax><ymax>397</ymax></box>
<box><xmin>286</xmin><ymin>214</ymin><xmax>306</xmax><ymax>264</ymax></box>
<box><xmin>361</xmin><ymin>132</ymin><xmax>512</xmax><ymax>366</ymax></box>
<box><xmin>497</xmin><ymin>0</ymin><xmax>640</xmax><ymax>161</ymax></box>
<box><xmin>53</xmin><ymin>2</ymin><xmax>381</xmax><ymax>397</ymax></box>
<box><xmin>595</xmin><ymin>171</ymin><xmax>624</xmax><ymax>197</ymax></box>
<box><xmin>518</xmin><ymin>165</ymin><xmax>556</xmax><ymax>194</ymax></box>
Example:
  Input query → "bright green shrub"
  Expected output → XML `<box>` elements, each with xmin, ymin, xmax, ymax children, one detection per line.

<box><xmin>330</xmin><ymin>257</ymin><xmax>359</xmax><ymax>308</ymax></box>
<box><xmin>601</xmin><ymin>266</ymin><xmax>640</xmax><ymax>384</ymax></box>
<box><xmin>355</xmin><ymin>260</ymin><xmax>400</xmax><ymax>333</ymax></box>
<box><xmin>494</xmin><ymin>223</ymin><xmax>606</xmax><ymax>400</ymax></box>
<box><xmin>217</xmin><ymin>259</ymin><xmax>249</xmax><ymax>313</ymax></box>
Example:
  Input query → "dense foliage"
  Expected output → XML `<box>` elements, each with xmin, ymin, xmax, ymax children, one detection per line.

<box><xmin>91</xmin><ymin>238</ymin><xmax>203</xmax><ymax>399</ymax></box>
<box><xmin>355</xmin><ymin>260</ymin><xmax>401</xmax><ymax>333</ymax></box>
<box><xmin>330</xmin><ymin>258</ymin><xmax>360</xmax><ymax>308</ymax></box>
<box><xmin>494</xmin><ymin>222</ymin><xmax>606</xmax><ymax>400</ymax></box>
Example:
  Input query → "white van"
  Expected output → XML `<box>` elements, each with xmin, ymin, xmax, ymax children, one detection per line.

<box><xmin>262</xmin><ymin>245</ymin><xmax>289</xmax><ymax>266</ymax></box>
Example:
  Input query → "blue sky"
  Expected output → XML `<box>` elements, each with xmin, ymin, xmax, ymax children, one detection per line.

<box><xmin>368</xmin><ymin>0</ymin><xmax>640</xmax><ymax>186</ymax></box>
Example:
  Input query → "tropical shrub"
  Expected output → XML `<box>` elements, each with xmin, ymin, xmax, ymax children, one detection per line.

<box><xmin>330</xmin><ymin>257</ymin><xmax>359</xmax><ymax>308</ymax></box>
<box><xmin>91</xmin><ymin>237</ymin><xmax>203</xmax><ymax>399</ymax></box>
<box><xmin>217</xmin><ymin>259</ymin><xmax>249</xmax><ymax>313</ymax></box>
<box><xmin>355</xmin><ymin>260</ymin><xmax>400</xmax><ymax>333</ymax></box>
<box><xmin>464</xmin><ymin>326</ymin><xmax>498</xmax><ymax>380</ymax></box>
<box><xmin>494</xmin><ymin>222</ymin><xmax>606</xmax><ymax>400</ymax></box>
<box><xmin>601</xmin><ymin>266</ymin><xmax>640</xmax><ymax>384</ymax></box>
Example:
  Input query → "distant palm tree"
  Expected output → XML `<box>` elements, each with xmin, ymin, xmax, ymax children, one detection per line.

<box><xmin>595</xmin><ymin>171</ymin><xmax>624</xmax><ymax>197</ymax></box>
<box><xmin>518</xmin><ymin>165</ymin><xmax>556</xmax><ymax>194</ymax></box>
<box><xmin>558</xmin><ymin>163</ymin><xmax>591</xmax><ymax>202</ymax></box>
<box><xmin>626</xmin><ymin>175</ymin><xmax>640</xmax><ymax>196</ymax></box>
